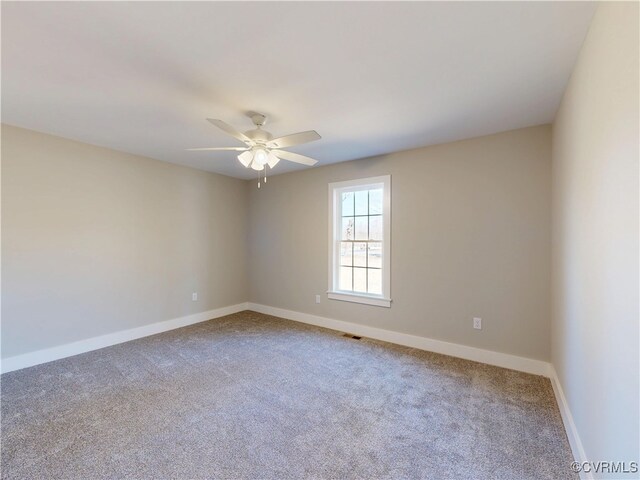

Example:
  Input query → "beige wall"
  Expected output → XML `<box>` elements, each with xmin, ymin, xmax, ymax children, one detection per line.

<box><xmin>1</xmin><ymin>125</ymin><xmax>248</xmax><ymax>358</ymax></box>
<box><xmin>551</xmin><ymin>2</ymin><xmax>639</xmax><ymax>474</ymax></box>
<box><xmin>2</xmin><ymin>124</ymin><xmax>552</xmax><ymax>363</ymax></box>
<box><xmin>249</xmin><ymin>125</ymin><xmax>552</xmax><ymax>361</ymax></box>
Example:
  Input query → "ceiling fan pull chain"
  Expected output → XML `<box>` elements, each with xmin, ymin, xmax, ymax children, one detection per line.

<box><xmin>264</xmin><ymin>167</ymin><xmax>267</xmax><ymax>184</ymax></box>
<box><xmin>257</xmin><ymin>174</ymin><xmax>261</xmax><ymax>189</ymax></box>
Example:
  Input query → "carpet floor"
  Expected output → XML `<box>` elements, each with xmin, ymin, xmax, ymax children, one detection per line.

<box><xmin>1</xmin><ymin>311</ymin><xmax>575</xmax><ymax>479</ymax></box>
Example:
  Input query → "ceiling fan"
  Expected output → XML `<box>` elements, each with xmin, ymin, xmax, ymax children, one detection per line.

<box><xmin>188</xmin><ymin>113</ymin><xmax>321</xmax><ymax>187</ymax></box>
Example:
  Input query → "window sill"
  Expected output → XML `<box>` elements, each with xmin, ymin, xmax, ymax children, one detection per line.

<box><xmin>327</xmin><ymin>291</ymin><xmax>391</xmax><ymax>308</ymax></box>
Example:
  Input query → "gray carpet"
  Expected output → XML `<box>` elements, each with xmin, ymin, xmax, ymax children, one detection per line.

<box><xmin>1</xmin><ymin>311</ymin><xmax>575</xmax><ymax>479</ymax></box>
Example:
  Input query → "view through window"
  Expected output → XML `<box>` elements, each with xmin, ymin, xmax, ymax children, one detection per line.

<box><xmin>339</xmin><ymin>188</ymin><xmax>383</xmax><ymax>295</ymax></box>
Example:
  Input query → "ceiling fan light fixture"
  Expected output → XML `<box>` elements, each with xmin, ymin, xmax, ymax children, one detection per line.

<box><xmin>237</xmin><ymin>151</ymin><xmax>253</xmax><ymax>168</ymax></box>
<box><xmin>253</xmin><ymin>148</ymin><xmax>268</xmax><ymax>166</ymax></box>
<box><xmin>267</xmin><ymin>151</ymin><xmax>280</xmax><ymax>168</ymax></box>
<box><xmin>250</xmin><ymin>159</ymin><xmax>265</xmax><ymax>171</ymax></box>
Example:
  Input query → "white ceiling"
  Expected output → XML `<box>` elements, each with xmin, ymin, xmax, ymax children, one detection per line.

<box><xmin>2</xmin><ymin>2</ymin><xmax>596</xmax><ymax>179</ymax></box>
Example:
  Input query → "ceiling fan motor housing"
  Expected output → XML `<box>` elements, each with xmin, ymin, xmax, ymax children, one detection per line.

<box><xmin>245</xmin><ymin>128</ymin><xmax>273</xmax><ymax>144</ymax></box>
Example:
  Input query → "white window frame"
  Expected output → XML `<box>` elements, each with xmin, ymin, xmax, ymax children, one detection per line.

<box><xmin>328</xmin><ymin>175</ymin><xmax>391</xmax><ymax>308</ymax></box>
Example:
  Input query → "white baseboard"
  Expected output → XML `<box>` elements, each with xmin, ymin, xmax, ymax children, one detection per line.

<box><xmin>549</xmin><ymin>366</ymin><xmax>591</xmax><ymax>480</ymax></box>
<box><xmin>1</xmin><ymin>302</ymin><xmax>249</xmax><ymax>374</ymax></box>
<box><xmin>247</xmin><ymin>302</ymin><xmax>552</xmax><ymax>377</ymax></box>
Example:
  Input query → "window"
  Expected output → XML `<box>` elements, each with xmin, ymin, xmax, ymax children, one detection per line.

<box><xmin>328</xmin><ymin>175</ymin><xmax>391</xmax><ymax>307</ymax></box>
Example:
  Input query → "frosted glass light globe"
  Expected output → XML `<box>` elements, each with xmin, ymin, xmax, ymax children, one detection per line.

<box><xmin>251</xmin><ymin>160</ymin><xmax>265</xmax><ymax>171</ymax></box>
<box><xmin>253</xmin><ymin>148</ymin><xmax>268</xmax><ymax>166</ymax></box>
<box><xmin>237</xmin><ymin>151</ymin><xmax>253</xmax><ymax>168</ymax></box>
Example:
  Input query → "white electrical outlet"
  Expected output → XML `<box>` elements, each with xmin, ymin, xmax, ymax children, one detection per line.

<box><xmin>192</xmin><ymin>292</ymin><xmax>198</xmax><ymax>301</ymax></box>
<box><xmin>315</xmin><ymin>295</ymin><xmax>321</xmax><ymax>304</ymax></box>
<box><xmin>473</xmin><ymin>317</ymin><xmax>482</xmax><ymax>330</ymax></box>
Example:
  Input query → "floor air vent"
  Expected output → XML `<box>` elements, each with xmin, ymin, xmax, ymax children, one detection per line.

<box><xmin>342</xmin><ymin>333</ymin><xmax>362</xmax><ymax>340</ymax></box>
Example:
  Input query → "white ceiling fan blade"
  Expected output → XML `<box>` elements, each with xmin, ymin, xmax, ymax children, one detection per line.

<box><xmin>207</xmin><ymin>118</ymin><xmax>252</xmax><ymax>144</ymax></box>
<box><xmin>267</xmin><ymin>130</ymin><xmax>321</xmax><ymax>149</ymax></box>
<box><xmin>186</xmin><ymin>147</ymin><xmax>248</xmax><ymax>151</ymax></box>
<box><xmin>271</xmin><ymin>149</ymin><xmax>318</xmax><ymax>166</ymax></box>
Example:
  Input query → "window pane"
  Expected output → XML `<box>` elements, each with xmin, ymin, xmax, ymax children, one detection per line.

<box><xmin>339</xmin><ymin>267</ymin><xmax>352</xmax><ymax>291</ymax></box>
<box><xmin>341</xmin><ymin>217</ymin><xmax>354</xmax><ymax>240</ymax></box>
<box><xmin>354</xmin><ymin>242</ymin><xmax>367</xmax><ymax>267</ymax></box>
<box><xmin>368</xmin><ymin>268</ymin><xmax>382</xmax><ymax>295</ymax></box>
<box><xmin>369</xmin><ymin>189</ymin><xmax>383</xmax><ymax>214</ymax></box>
<box><xmin>354</xmin><ymin>216</ymin><xmax>368</xmax><ymax>240</ymax></box>
<box><xmin>368</xmin><ymin>242</ymin><xmax>382</xmax><ymax>268</ymax></box>
<box><xmin>341</xmin><ymin>192</ymin><xmax>354</xmax><ymax>216</ymax></box>
<box><xmin>340</xmin><ymin>242</ymin><xmax>353</xmax><ymax>266</ymax></box>
<box><xmin>369</xmin><ymin>216</ymin><xmax>382</xmax><ymax>241</ymax></box>
<box><xmin>355</xmin><ymin>190</ymin><xmax>368</xmax><ymax>216</ymax></box>
<box><xmin>353</xmin><ymin>268</ymin><xmax>367</xmax><ymax>292</ymax></box>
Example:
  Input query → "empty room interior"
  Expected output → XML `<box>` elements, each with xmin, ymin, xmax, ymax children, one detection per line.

<box><xmin>1</xmin><ymin>2</ymin><xmax>638</xmax><ymax>479</ymax></box>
